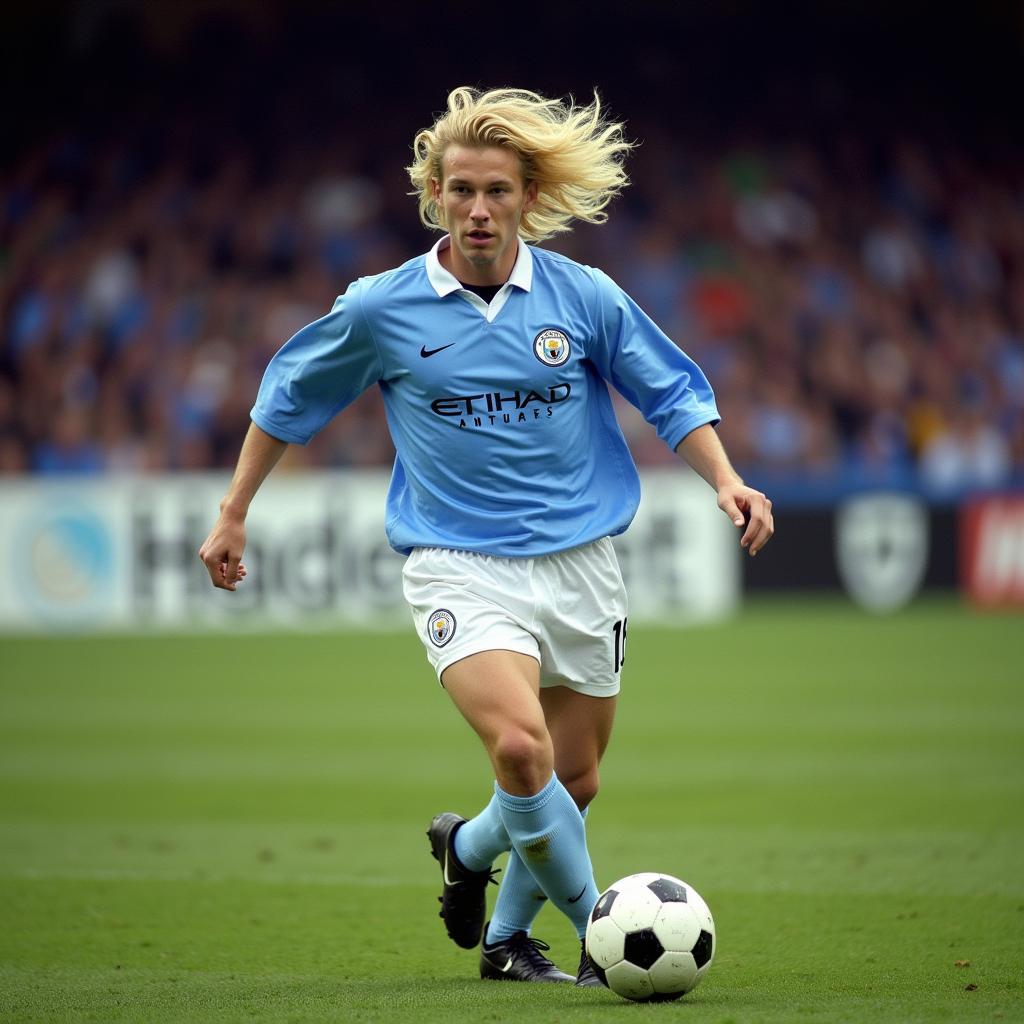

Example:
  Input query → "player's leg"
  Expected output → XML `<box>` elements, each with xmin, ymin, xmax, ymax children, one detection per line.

<box><xmin>486</xmin><ymin>686</ymin><xmax>616</xmax><ymax>943</ymax></box>
<box><xmin>527</xmin><ymin>536</ymin><xmax>627</xmax><ymax>985</ymax></box>
<box><xmin>544</xmin><ymin>685</ymin><xmax>619</xmax><ymax>986</ymax></box>
<box><xmin>442</xmin><ymin>651</ymin><xmax>600</xmax><ymax>942</ymax></box>
<box><xmin>406</xmin><ymin>548</ymin><xmax>531</xmax><ymax>948</ymax></box>
<box><xmin>543</xmin><ymin>685</ymin><xmax>617</xmax><ymax>811</ymax></box>
<box><xmin>452</xmin><ymin>655</ymin><xmax>552</xmax><ymax>950</ymax></box>
<box><xmin>436</xmin><ymin>650</ymin><xmax>576</xmax><ymax>981</ymax></box>
<box><xmin>429</xmin><ymin>650</ymin><xmax>549</xmax><ymax>949</ymax></box>
<box><xmin>406</xmin><ymin>545</ymin><xmax>604</xmax><ymax>975</ymax></box>
<box><xmin>426</xmin><ymin>650</ymin><xmax>538</xmax><ymax>952</ymax></box>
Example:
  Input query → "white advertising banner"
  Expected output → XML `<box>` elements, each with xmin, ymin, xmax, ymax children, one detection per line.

<box><xmin>0</xmin><ymin>472</ymin><xmax>738</xmax><ymax>632</ymax></box>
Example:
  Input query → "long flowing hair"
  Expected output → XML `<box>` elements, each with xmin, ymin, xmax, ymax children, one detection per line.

<box><xmin>407</xmin><ymin>86</ymin><xmax>634</xmax><ymax>242</ymax></box>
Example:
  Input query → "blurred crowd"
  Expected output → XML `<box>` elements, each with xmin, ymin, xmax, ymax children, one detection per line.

<box><xmin>3</xmin><ymin>112</ymin><xmax>1023</xmax><ymax>497</ymax></box>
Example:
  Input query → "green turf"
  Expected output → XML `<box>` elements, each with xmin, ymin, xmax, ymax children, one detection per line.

<box><xmin>1</xmin><ymin>597</ymin><xmax>1022</xmax><ymax>1022</ymax></box>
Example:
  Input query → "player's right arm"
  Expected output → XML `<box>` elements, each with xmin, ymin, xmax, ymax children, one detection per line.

<box><xmin>199</xmin><ymin>423</ymin><xmax>288</xmax><ymax>591</ymax></box>
<box><xmin>201</xmin><ymin>281</ymin><xmax>382</xmax><ymax>591</ymax></box>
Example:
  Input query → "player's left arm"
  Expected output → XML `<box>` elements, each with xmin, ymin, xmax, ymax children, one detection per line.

<box><xmin>675</xmin><ymin>424</ymin><xmax>774</xmax><ymax>557</ymax></box>
<box><xmin>587</xmin><ymin>268</ymin><xmax>774</xmax><ymax>555</ymax></box>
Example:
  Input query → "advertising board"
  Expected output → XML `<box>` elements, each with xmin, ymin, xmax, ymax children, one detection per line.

<box><xmin>0</xmin><ymin>472</ymin><xmax>738</xmax><ymax>631</ymax></box>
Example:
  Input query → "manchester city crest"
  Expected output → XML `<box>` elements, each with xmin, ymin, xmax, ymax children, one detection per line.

<box><xmin>427</xmin><ymin>608</ymin><xmax>456</xmax><ymax>647</ymax></box>
<box><xmin>533</xmin><ymin>328</ymin><xmax>572</xmax><ymax>367</ymax></box>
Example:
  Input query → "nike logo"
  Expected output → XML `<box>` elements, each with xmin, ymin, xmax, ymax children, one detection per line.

<box><xmin>442</xmin><ymin>851</ymin><xmax>461</xmax><ymax>887</ymax></box>
<box><xmin>481</xmin><ymin>950</ymin><xmax>514</xmax><ymax>972</ymax></box>
<box><xmin>421</xmin><ymin>343</ymin><xmax>455</xmax><ymax>358</ymax></box>
<box><xmin>567</xmin><ymin>884</ymin><xmax>588</xmax><ymax>904</ymax></box>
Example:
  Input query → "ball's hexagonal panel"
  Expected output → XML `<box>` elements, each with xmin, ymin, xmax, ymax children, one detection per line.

<box><xmin>648</xmin><ymin>950</ymin><xmax>698</xmax><ymax>996</ymax></box>
<box><xmin>605</xmin><ymin>959</ymin><xmax>655</xmax><ymax>1001</ymax></box>
<box><xmin>692</xmin><ymin>928</ymin><xmax>715</xmax><ymax>970</ymax></box>
<box><xmin>609</xmin><ymin>885</ymin><xmax>662</xmax><ymax>931</ymax></box>
<box><xmin>586</xmin><ymin>914</ymin><xmax>626</xmax><ymax>969</ymax></box>
<box><xmin>589</xmin><ymin>887</ymin><xmax>618</xmax><ymax>923</ymax></box>
<box><xmin>653</xmin><ymin>900</ymin><xmax>701</xmax><ymax>953</ymax></box>
<box><xmin>647</xmin><ymin>875</ymin><xmax>688</xmax><ymax>904</ymax></box>
<box><xmin>622</xmin><ymin>927</ymin><xmax>664</xmax><ymax>970</ymax></box>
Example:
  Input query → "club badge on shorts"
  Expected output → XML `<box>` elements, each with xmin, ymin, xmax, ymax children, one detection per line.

<box><xmin>533</xmin><ymin>328</ymin><xmax>571</xmax><ymax>367</ymax></box>
<box><xmin>427</xmin><ymin>608</ymin><xmax>456</xmax><ymax>647</ymax></box>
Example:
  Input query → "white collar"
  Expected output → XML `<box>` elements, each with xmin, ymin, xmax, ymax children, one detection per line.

<box><xmin>425</xmin><ymin>235</ymin><xmax>534</xmax><ymax>298</ymax></box>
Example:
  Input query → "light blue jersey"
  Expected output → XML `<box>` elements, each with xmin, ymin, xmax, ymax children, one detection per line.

<box><xmin>251</xmin><ymin>236</ymin><xmax>720</xmax><ymax>557</ymax></box>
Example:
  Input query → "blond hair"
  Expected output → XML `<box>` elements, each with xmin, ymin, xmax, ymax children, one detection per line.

<box><xmin>407</xmin><ymin>87</ymin><xmax>633</xmax><ymax>242</ymax></box>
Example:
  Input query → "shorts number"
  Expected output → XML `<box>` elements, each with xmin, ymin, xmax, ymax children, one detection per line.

<box><xmin>612</xmin><ymin>617</ymin><xmax>628</xmax><ymax>674</ymax></box>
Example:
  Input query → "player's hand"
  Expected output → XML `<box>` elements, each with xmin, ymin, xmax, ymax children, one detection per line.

<box><xmin>198</xmin><ymin>516</ymin><xmax>248</xmax><ymax>591</ymax></box>
<box><xmin>718</xmin><ymin>485</ymin><xmax>774</xmax><ymax>557</ymax></box>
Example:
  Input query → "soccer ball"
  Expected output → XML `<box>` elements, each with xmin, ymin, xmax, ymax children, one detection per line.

<box><xmin>585</xmin><ymin>872</ymin><xmax>715</xmax><ymax>1001</ymax></box>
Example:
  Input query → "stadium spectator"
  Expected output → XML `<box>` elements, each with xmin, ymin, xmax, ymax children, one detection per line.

<box><xmin>2</xmin><ymin>93</ymin><xmax>1022</xmax><ymax>499</ymax></box>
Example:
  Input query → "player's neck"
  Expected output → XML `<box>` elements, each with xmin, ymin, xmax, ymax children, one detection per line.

<box><xmin>441</xmin><ymin>245</ymin><xmax>515</xmax><ymax>288</ymax></box>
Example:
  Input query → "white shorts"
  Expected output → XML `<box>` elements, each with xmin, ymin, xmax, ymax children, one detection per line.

<box><xmin>402</xmin><ymin>538</ymin><xmax>628</xmax><ymax>698</ymax></box>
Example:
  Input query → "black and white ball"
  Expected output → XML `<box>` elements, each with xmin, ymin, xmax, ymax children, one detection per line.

<box><xmin>585</xmin><ymin>872</ymin><xmax>716</xmax><ymax>1001</ymax></box>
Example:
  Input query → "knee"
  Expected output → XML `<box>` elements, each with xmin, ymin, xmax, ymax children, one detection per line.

<box><xmin>561</xmin><ymin>767</ymin><xmax>600</xmax><ymax>812</ymax></box>
<box><xmin>491</xmin><ymin>727</ymin><xmax>553</xmax><ymax>794</ymax></box>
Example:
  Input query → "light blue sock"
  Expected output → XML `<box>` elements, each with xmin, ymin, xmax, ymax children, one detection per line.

<box><xmin>486</xmin><ymin>851</ymin><xmax>547</xmax><ymax>943</ymax></box>
<box><xmin>487</xmin><ymin>806</ymin><xmax>591</xmax><ymax>944</ymax></box>
<box><xmin>453</xmin><ymin>793</ymin><xmax>511</xmax><ymax>871</ymax></box>
<box><xmin>495</xmin><ymin>774</ymin><xmax>599</xmax><ymax>939</ymax></box>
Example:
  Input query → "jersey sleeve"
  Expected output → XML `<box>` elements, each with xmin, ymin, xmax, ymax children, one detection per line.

<box><xmin>588</xmin><ymin>268</ymin><xmax>720</xmax><ymax>451</ymax></box>
<box><xmin>250</xmin><ymin>282</ymin><xmax>383</xmax><ymax>445</ymax></box>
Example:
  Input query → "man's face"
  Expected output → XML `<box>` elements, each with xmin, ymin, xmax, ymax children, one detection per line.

<box><xmin>431</xmin><ymin>144</ymin><xmax>538</xmax><ymax>285</ymax></box>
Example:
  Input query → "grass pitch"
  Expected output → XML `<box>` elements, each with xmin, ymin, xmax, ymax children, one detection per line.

<box><xmin>1</xmin><ymin>597</ymin><xmax>1022</xmax><ymax>1023</ymax></box>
